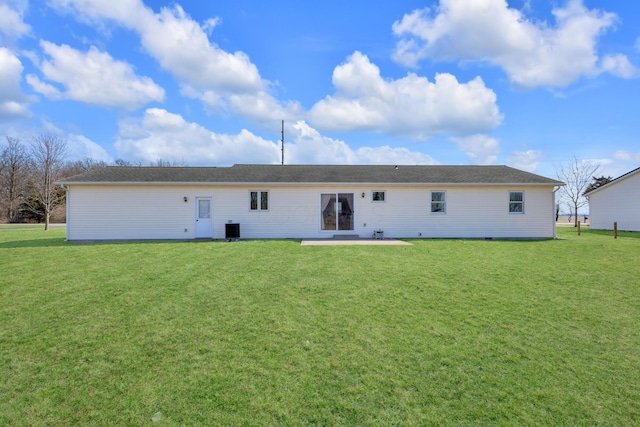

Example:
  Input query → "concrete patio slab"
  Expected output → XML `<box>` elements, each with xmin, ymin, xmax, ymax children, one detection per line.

<box><xmin>301</xmin><ymin>239</ymin><xmax>412</xmax><ymax>246</ymax></box>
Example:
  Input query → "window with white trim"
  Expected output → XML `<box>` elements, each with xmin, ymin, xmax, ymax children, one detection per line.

<box><xmin>431</xmin><ymin>191</ymin><xmax>446</xmax><ymax>213</ymax></box>
<box><xmin>509</xmin><ymin>191</ymin><xmax>524</xmax><ymax>213</ymax></box>
<box><xmin>372</xmin><ymin>191</ymin><xmax>385</xmax><ymax>202</ymax></box>
<box><xmin>250</xmin><ymin>191</ymin><xmax>269</xmax><ymax>211</ymax></box>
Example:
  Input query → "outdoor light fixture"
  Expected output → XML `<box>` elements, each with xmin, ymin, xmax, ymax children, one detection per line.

<box><xmin>361</xmin><ymin>192</ymin><xmax>366</xmax><ymax>198</ymax></box>
<box><xmin>183</xmin><ymin>196</ymin><xmax>188</xmax><ymax>202</ymax></box>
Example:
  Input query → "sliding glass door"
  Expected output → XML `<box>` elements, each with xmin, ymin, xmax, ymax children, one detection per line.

<box><xmin>321</xmin><ymin>193</ymin><xmax>354</xmax><ymax>231</ymax></box>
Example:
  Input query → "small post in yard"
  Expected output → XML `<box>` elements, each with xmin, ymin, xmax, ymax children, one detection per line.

<box><xmin>577</xmin><ymin>221</ymin><xmax>581</xmax><ymax>236</ymax></box>
<box><xmin>614</xmin><ymin>221</ymin><xmax>618</xmax><ymax>239</ymax></box>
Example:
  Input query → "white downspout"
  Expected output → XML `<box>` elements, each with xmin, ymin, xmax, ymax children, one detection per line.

<box><xmin>61</xmin><ymin>184</ymin><xmax>69</xmax><ymax>241</ymax></box>
<box><xmin>553</xmin><ymin>186</ymin><xmax>561</xmax><ymax>239</ymax></box>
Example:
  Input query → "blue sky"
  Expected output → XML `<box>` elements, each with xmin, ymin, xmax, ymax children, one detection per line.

<box><xmin>1</xmin><ymin>0</ymin><xmax>639</xmax><ymax>179</ymax></box>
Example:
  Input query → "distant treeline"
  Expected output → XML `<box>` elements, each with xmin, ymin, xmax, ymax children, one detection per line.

<box><xmin>0</xmin><ymin>135</ymin><xmax>184</xmax><ymax>226</ymax></box>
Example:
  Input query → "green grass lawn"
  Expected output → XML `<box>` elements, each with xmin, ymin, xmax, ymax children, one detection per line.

<box><xmin>1</xmin><ymin>228</ymin><xmax>639</xmax><ymax>426</ymax></box>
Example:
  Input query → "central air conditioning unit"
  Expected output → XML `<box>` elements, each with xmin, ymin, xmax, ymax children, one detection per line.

<box><xmin>225</xmin><ymin>223</ymin><xmax>240</xmax><ymax>240</ymax></box>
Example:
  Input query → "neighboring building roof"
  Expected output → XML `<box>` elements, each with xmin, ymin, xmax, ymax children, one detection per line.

<box><xmin>58</xmin><ymin>164</ymin><xmax>564</xmax><ymax>186</ymax></box>
<box><xmin>584</xmin><ymin>166</ymin><xmax>640</xmax><ymax>196</ymax></box>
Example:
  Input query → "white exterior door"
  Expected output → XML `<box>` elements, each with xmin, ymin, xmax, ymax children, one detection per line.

<box><xmin>195</xmin><ymin>197</ymin><xmax>213</xmax><ymax>238</ymax></box>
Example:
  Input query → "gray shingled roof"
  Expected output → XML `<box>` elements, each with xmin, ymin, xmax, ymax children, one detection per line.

<box><xmin>58</xmin><ymin>164</ymin><xmax>564</xmax><ymax>185</ymax></box>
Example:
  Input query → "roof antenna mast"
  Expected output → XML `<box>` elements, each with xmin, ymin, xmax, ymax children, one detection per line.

<box><xmin>281</xmin><ymin>120</ymin><xmax>285</xmax><ymax>165</ymax></box>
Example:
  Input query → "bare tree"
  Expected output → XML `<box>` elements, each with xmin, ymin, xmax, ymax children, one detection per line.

<box><xmin>28</xmin><ymin>134</ymin><xmax>68</xmax><ymax>230</ymax></box>
<box><xmin>152</xmin><ymin>158</ymin><xmax>186</xmax><ymax>167</ymax></box>
<box><xmin>1</xmin><ymin>137</ymin><xmax>30</xmax><ymax>222</ymax></box>
<box><xmin>64</xmin><ymin>158</ymin><xmax>109</xmax><ymax>176</ymax></box>
<box><xmin>556</xmin><ymin>155</ymin><xmax>600</xmax><ymax>227</ymax></box>
<box><xmin>114</xmin><ymin>158</ymin><xmax>143</xmax><ymax>166</ymax></box>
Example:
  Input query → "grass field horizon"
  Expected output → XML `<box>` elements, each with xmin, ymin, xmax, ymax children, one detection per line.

<box><xmin>1</xmin><ymin>227</ymin><xmax>639</xmax><ymax>425</ymax></box>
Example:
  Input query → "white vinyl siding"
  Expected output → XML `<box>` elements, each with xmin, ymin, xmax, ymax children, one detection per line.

<box><xmin>65</xmin><ymin>184</ymin><xmax>558</xmax><ymax>240</ymax></box>
<box><xmin>66</xmin><ymin>186</ymin><xmax>202</xmax><ymax>241</ymax></box>
<box><xmin>361</xmin><ymin>186</ymin><xmax>553</xmax><ymax>239</ymax></box>
<box><xmin>588</xmin><ymin>171</ymin><xmax>640</xmax><ymax>231</ymax></box>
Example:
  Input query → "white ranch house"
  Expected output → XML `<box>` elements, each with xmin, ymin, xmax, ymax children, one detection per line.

<box><xmin>59</xmin><ymin>164</ymin><xmax>564</xmax><ymax>241</ymax></box>
<box><xmin>585</xmin><ymin>166</ymin><xmax>640</xmax><ymax>232</ymax></box>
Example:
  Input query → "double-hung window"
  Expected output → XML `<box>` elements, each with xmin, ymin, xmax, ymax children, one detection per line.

<box><xmin>509</xmin><ymin>191</ymin><xmax>524</xmax><ymax>214</ymax></box>
<box><xmin>431</xmin><ymin>191</ymin><xmax>446</xmax><ymax>213</ymax></box>
<box><xmin>250</xmin><ymin>191</ymin><xmax>269</xmax><ymax>211</ymax></box>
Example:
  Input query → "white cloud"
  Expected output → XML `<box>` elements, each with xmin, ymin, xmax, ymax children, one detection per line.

<box><xmin>138</xmin><ymin>4</ymin><xmax>262</xmax><ymax>94</ymax></box>
<box><xmin>613</xmin><ymin>150</ymin><xmax>640</xmax><ymax>163</ymax></box>
<box><xmin>51</xmin><ymin>1</ymin><xmax>501</xmax><ymax>134</ymax></box>
<box><xmin>48</xmin><ymin>0</ymin><xmax>148</xmax><ymax>28</ymax></box>
<box><xmin>226</xmin><ymin>91</ymin><xmax>304</xmax><ymax>125</ymax></box>
<box><xmin>594</xmin><ymin>154</ymin><xmax>640</xmax><ymax>180</ymax></box>
<box><xmin>0</xmin><ymin>47</ymin><xmax>32</xmax><ymax>120</ymax></box>
<box><xmin>201</xmin><ymin>17</ymin><xmax>221</xmax><ymax>35</ymax></box>
<box><xmin>392</xmin><ymin>0</ymin><xmax>637</xmax><ymax>88</ymax></box>
<box><xmin>53</xmin><ymin>0</ymin><xmax>262</xmax><ymax>92</ymax></box>
<box><xmin>28</xmin><ymin>118</ymin><xmax>113</xmax><ymax>162</ymax></box>
<box><xmin>506</xmin><ymin>149</ymin><xmax>546</xmax><ymax>172</ymax></box>
<box><xmin>49</xmin><ymin>0</ymin><xmax>292</xmax><ymax>122</ymax></box>
<box><xmin>114</xmin><ymin>108</ymin><xmax>280</xmax><ymax>165</ymax></box>
<box><xmin>27</xmin><ymin>41</ymin><xmax>164</xmax><ymax>109</ymax></box>
<box><xmin>0</xmin><ymin>1</ymin><xmax>30</xmax><ymax>42</ymax></box>
<box><xmin>39</xmin><ymin>117</ymin><xmax>64</xmax><ymax>134</ymax></box>
<box><xmin>286</xmin><ymin>121</ymin><xmax>358</xmax><ymax>164</ymax></box>
<box><xmin>601</xmin><ymin>54</ymin><xmax>639</xmax><ymax>79</ymax></box>
<box><xmin>286</xmin><ymin>121</ymin><xmax>439</xmax><ymax>165</ymax></box>
<box><xmin>66</xmin><ymin>133</ymin><xmax>113</xmax><ymax>162</ymax></box>
<box><xmin>450</xmin><ymin>134</ymin><xmax>500</xmax><ymax>165</ymax></box>
<box><xmin>308</xmin><ymin>51</ymin><xmax>502</xmax><ymax>138</ymax></box>
<box><xmin>25</xmin><ymin>74</ymin><xmax>61</xmax><ymax>99</ymax></box>
<box><xmin>113</xmin><ymin>112</ymin><xmax>440</xmax><ymax>166</ymax></box>
<box><xmin>355</xmin><ymin>146</ymin><xmax>439</xmax><ymax>165</ymax></box>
